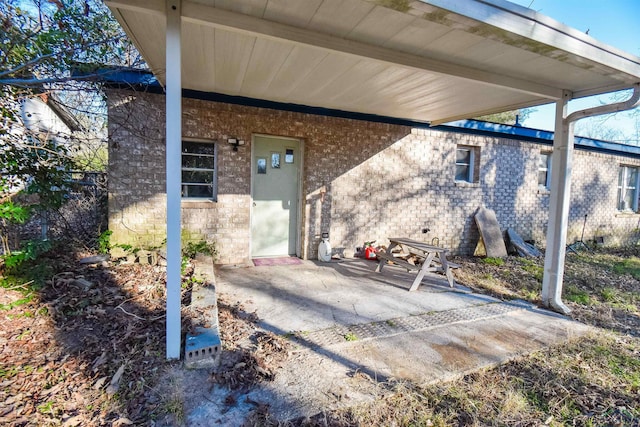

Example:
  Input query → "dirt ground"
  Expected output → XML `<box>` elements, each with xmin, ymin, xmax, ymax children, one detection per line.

<box><xmin>1</xmin><ymin>245</ymin><xmax>639</xmax><ymax>426</ymax></box>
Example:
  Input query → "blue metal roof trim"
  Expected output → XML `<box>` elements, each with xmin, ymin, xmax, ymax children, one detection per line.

<box><xmin>100</xmin><ymin>68</ymin><xmax>640</xmax><ymax>159</ymax></box>
<box><xmin>437</xmin><ymin>120</ymin><xmax>555</xmax><ymax>142</ymax></box>
<box><xmin>439</xmin><ymin>120</ymin><xmax>640</xmax><ymax>158</ymax></box>
<box><xmin>93</xmin><ymin>67</ymin><xmax>161</xmax><ymax>89</ymax></box>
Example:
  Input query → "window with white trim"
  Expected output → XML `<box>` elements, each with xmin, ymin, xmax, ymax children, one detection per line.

<box><xmin>538</xmin><ymin>152</ymin><xmax>552</xmax><ymax>190</ymax></box>
<box><xmin>181</xmin><ymin>140</ymin><xmax>217</xmax><ymax>199</ymax></box>
<box><xmin>455</xmin><ymin>145</ymin><xmax>479</xmax><ymax>183</ymax></box>
<box><xmin>617</xmin><ymin>165</ymin><xmax>639</xmax><ymax>212</ymax></box>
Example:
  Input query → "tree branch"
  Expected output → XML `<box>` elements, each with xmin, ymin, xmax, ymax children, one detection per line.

<box><xmin>11</xmin><ymin>143</ymin><xmax>74</xmax><ymax>159</ymax></box>
<box><xmin>0</xmin><ymin>52</ymin><xmax>58</xmax><ymax>78</ymax></box>
<box><xmin>0</xmin><ymin>73</ymin><xmax>107</xmax><ymax>87</ymax></box>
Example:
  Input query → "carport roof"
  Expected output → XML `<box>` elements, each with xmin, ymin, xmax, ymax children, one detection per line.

<box><xmin>106</xmin><ymin>0</ymin><xmax>640</xmax><ymax>125</ymax></box>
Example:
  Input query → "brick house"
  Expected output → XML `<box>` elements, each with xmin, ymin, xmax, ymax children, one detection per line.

<box><xmin>105</xmin><ymin>0</ymin><xmax>640</xmax><ymax>355</ymax></box>
<box><xmin>107</xmin><ymin>85</ymin><xmax>640</xmax><ymax>265</ymax></box>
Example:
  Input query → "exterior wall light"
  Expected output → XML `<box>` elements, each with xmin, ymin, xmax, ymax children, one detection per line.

<box><xmin>228</xmin><ymin>138</ymin><xmax>245</xmax><ymax>151</ymax></box>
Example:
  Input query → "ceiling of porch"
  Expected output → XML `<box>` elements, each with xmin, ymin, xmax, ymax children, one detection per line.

<box><xmin>106</xmin><ymin>0</ymin><xmax>640</xmax><ymax>125</ymax></box>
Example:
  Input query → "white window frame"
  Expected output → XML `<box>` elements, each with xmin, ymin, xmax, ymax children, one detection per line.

<box><xmin>617</xmin><ymin>165</ymin><xmax>640</xmax><ymax>212</ymax></box>
<box><xmin>455</xmin><ymin>145</ymin><xmax>476</xmax><ymax>183</ymax></box>
<box><xmin>538</xmin><ymin>151</ymin><xmax>552</xmax><ymax>190</ymax></box>
<box><xmin>181</xmin><ymin>139</ymin><xmax>217</xmax><ymax>200</ymax></box>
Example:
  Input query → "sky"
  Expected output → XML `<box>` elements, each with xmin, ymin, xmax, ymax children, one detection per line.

<box><xmin>507</xmin><ymin>0</ymin><xmax>640</xmax><ymax>143</ymax></box>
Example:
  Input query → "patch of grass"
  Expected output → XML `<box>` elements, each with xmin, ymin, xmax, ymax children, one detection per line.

<box><xmin>481</xmin><ymin>257</ymin><xmax>504</xmax><ymax>266</ymax></box>
<box><xmin>1</xmin><ymin>257</ymin><xmax>53</xmax><ymax>296</ymax></box>
<box><xmin>523</xmin><ymin>388</ymin><xmax>549</xmax><ymax>413</ymax></box>
<box><xmin>344</xmin><ymin>332</ymin><xmax>358</xmax><ymax>342</ymax></box>
<box><xmin>182</xmin><ymin>273</ymin><xmax>204</xmax><ymax>289</ymax></box>
<box><xmin>323</xmin><ymin>333</ymin><xmax>640</xmax><ymax>426</ymax></box>
<box><xmin>600</xmin><ymin>287</ymin><xmax>618</xmax><ymax>302</ymax></box>
<box><xmin>565</xmin><ymin>285</ymin><xmax>592</xmax><ymax>305</ymax></box>
<box><xmin>606</xmin><ymin>352</ymin><xmax>640</xmax><ymax>388</ymax></box>
<box><xmin>0</xmin><ymin>366</ymin><xmax>20</xmax><ymax>379</ymax></box>
<box><xmin>163</xmin><ymin>396</ymin><xmax>185</xmax><ymax>424</ymax></box>
<box><xmin>385</xmin><ymin>319</ymin><xmax>397</xmax><ymax>327</ymax></box>
<box><xmin>37</xmin><ymin>401</ymin><xmax>56</xmax><ymax>416</ymax></box>
<box><xmin>155</xmin><ymin>367</ymin><xmax>187</xmax><ymax>425</ymax></box>
<box><xmin>595</xmin><ymin>286</ymin><xmax>639</xmax><ymax>311</ymax></box>
<box><xmin>0</xmin><ymin>293</ymin><xmax>34</xmax><ymax>310</ymax></box>
<box><xmin>519</xmin><ymin>259</ymin><xmax>544</xmax><ymax>282</ymax></box>
<box><xmin>611</xmin><ymin>300</ymin><xmax>639</xmax><ymax>313</ymax></box>
<box><xmin>473</xmin><ymin>273</ymin><xmax>519</xmax><ymax>299</ymax></box>
<box><xmin>97</xmin><ymin>230</ymin><xmax>112</xmax><ymax>254</ymax></box>
<box><xmin>612</xmin><ymin>257</ymin><xmax>640</xmax><ymax>280</ymax></box>
<box><xmin>182</xmin><ymin>238</ymin><xmax>219</xmax><ymax>261</ymax></box>
<box><xmin>16</xmin><ymin>329</ymin><xmax>32</xmax><ymax>340</ymax></box>
<box><xmin>522</xmin><ymin>289</ymin><xmax>540</xmax><ymax>301</ymax></box>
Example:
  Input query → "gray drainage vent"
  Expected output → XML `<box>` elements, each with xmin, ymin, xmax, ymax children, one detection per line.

<box><xmin>185</xmin><ymin>326</ymin><xmax>222</xmax><ymax>368</ymax></box>
<box><xmin>300</xmin><ymin>302</ymin><xmax>525</xmax><ymax>348</ymax></box>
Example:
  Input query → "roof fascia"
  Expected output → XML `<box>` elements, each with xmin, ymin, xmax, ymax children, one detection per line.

<box><xmin>423</xmin><ymin>0</ymin><xmax>640</xmax><ymax>79</ymax></box>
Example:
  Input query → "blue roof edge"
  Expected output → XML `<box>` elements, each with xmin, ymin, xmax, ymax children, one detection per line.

<box><xmin>100</xmin><ymin>68</ymin><xmax>640</xmax><ymax>159</ymax></box>
<box><xmin>438</xmin><ymin>120</ymin><xmax>640</xmax><ymax>158</ymax></box>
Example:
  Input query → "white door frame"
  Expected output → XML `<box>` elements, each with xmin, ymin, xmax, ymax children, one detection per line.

<box><xmin>250</xmin><ymin>133</ymin><xmax>304</xmax><ymax>258</ymax></box>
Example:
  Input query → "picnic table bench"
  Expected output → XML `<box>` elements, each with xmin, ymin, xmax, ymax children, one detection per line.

<box><xmin>375</xmin><ymin>237</ymin><xmax>458</xmax><ymax>291</ymax></box>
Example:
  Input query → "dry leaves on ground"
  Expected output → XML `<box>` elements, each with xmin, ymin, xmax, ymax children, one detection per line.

<box><xmin>0</xmin><ymin>251</ymin><xmax>182</xmax><ymax>426</ymax></box>
<box><xmin>212</xmin><ymin>297</ymin><xmax>290</xmax><ymax>390</ymax></box>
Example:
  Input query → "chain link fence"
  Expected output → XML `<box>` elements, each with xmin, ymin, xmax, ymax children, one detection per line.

<box><xmin>4</xmin><ymin>172</ymin><xmax>108</xmax><ymax>252</ymax></box>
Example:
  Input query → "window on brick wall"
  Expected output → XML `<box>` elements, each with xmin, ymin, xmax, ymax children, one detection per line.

<box><xmin>538</xmin><ymin>151</ymin><xmax>552</xmax><ymax>190</ymax></box>
<box><xmin>617</xmin><ymin>165</ymin><xmax>639</xmax><ymax>212</ymax></box>
<box><xmin>181</xmin><ymin>140</ymin><xmax>217</xmax><ymax>199</ymax></box>
<box><xmin>455</xmin><ymin>145</ymin><xmax>479</xmax><ymax>183</ymax></box>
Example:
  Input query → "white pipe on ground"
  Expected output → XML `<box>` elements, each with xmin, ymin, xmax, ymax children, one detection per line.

<box><xmin>543</xmin><ymin>83</ymin><xmax>640</xmax><ymax>314</ymax></box>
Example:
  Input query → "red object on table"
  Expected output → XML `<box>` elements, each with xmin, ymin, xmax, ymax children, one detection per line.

<box><xmin>365</xmin><ymin>246</ymin><xmax>377</xmax><ymax>260</ymax></box>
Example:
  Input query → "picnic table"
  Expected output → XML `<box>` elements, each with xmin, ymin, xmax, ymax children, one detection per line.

<box><xmin>375</xmin><ymin>237</ymin><xmax>458</xmax><ymax>291</ymax></box>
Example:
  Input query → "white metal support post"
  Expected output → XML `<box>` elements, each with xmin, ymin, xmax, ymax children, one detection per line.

<box><xmin>542</xmin><ymin>84</ymin><xmax>640</xmax><ymax>315</ymax></box>
<box><xmin>542</xmin><ymin>90</ymin><xmax>573</xmax><ymax>315</ymax></box>
<box><xmin>165</xmin><ymin>0</ymin><xmax>182</xmax><ymax>359</ymax></box>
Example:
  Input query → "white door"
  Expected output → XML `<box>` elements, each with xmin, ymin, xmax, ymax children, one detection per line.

<box><xmin>251</xmin><ymin>136</ymin><xmax>300</xmax><ymax>257</ymax></box>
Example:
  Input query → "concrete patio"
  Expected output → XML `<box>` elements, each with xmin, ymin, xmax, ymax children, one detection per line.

<box><xmin>190</xmin><ymin>258</ymin><xmax>592</xmax><ymax>423</ymax></box>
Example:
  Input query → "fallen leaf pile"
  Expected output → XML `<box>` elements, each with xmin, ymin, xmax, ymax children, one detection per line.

<box><xmin>1</xmin><ymin>250</ymin><xmax>294</xmax><ymax>426</ymax></box>
<box><xmin>211</xmin><ymin>298</ymin><xmax>290</xmax><ymax>391</ymax></box>
<box><xmin>0</xmin><ymin>251</ymin><xmax>181</xmax><ymax>425</ymax></box>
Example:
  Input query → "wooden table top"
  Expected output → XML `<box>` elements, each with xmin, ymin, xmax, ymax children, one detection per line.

<box><xmin>388</xmin><ymin>237</ymin><xmax>448</xmax><ymax>252</ymax></box>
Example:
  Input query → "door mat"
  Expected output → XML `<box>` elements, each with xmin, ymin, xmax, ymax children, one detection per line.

<box><xmin>253</xmin><ymin>257</ymin><xmax>303</xmax><ymax>267</ymax></box>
